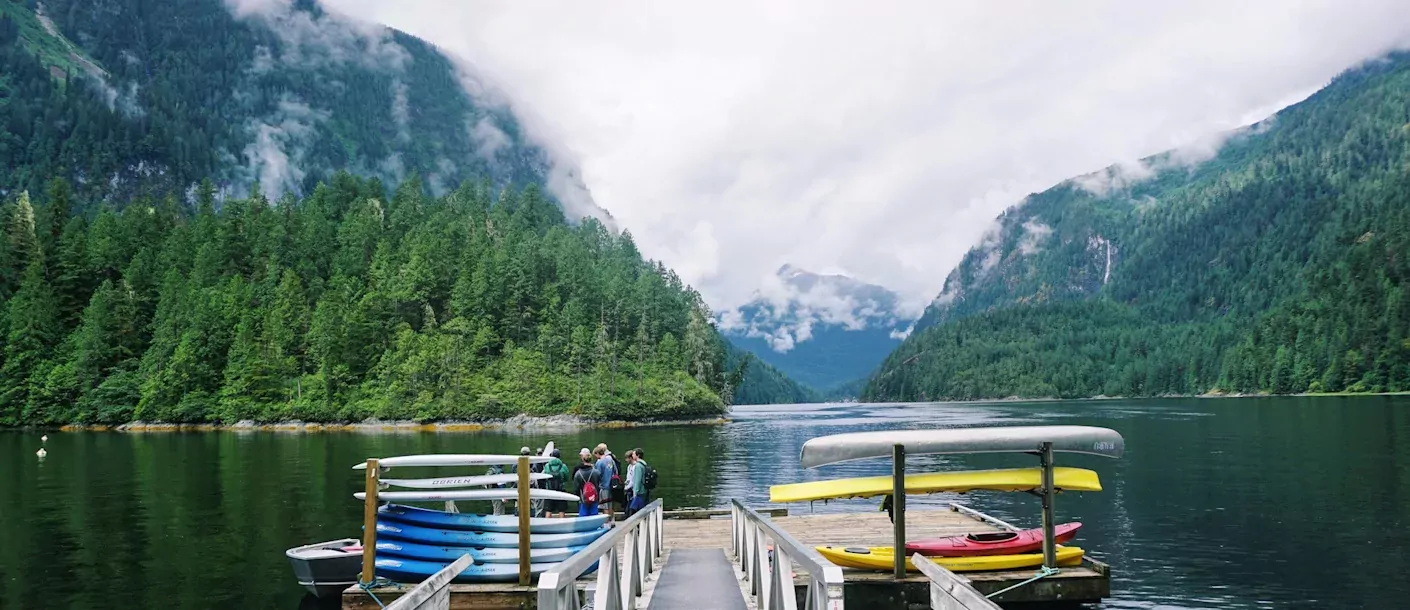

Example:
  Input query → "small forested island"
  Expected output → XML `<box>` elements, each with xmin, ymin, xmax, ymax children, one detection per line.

<box><xmin>0</xmin><ymin>176</ymin><xmax>745</xmax><ymax>426</ymax></box>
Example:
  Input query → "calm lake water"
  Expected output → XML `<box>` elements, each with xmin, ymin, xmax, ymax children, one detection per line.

<box><xmin>3</xmin><ymin>396</ymin><xmax>1409</xmax><ymax>609</ymax></box>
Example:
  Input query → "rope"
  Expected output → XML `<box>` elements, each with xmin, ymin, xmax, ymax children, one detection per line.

<box><xmin>984</xmin><ymin>566</ymin><xmax>1059</xmax><ymax>599</ymax></box>
<box><xmin>357</xmin><ymin>576</ymin><xmax>402</xmax><ymax>609</ymax></box>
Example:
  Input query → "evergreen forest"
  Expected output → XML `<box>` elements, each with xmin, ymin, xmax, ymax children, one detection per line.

<box><xmin>0</xmin><ymin>175</ymin><xmax>741</xmax><ymax>425</ymax></box>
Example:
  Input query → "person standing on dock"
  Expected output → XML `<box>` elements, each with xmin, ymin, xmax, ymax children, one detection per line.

<box><xmin>484</xmin><ymin>462</ymin><xmax>506</xmax><ymax>515</ymax></box>
<box><xmin>543</xmin><ymin>448</ymin><xmax>571</xmax><ymax>518</ymax></box>
<box><xmin>625</xmin><ymin>448</ymin><xmax>651</xmax><ymax>517</ymax></box>
<box><xmin>573</xmin><ymin>452</ymin><xmax>601</xmax><ymax>517</ymax></box>
<box><xmin>593</xmin><ymin>444</ymin><xmax>620</xmax><ymax>520</ymax></box>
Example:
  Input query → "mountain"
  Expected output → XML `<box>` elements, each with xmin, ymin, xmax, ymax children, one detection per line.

<box><xmin>0</xmin><ymin>0</ymin><xmax>603</xmax><ymax>222</ymax></box>
<box><xmin>723</xmin><ymin>265</ymin><xmax>914</xmax><ymax>393</ymax></box>
<box><xmin>0</xmin><ymin>0</ymin><xmax>759</xmax><ymax>425</ymax></box>
<box><xmin>726</xmin><ymin>345</ymin><xmax>818</xmax><ymax>405</ymax></box>
<box><xmin>868</xmin><ymin>52</ymin><xmax>1410</xmax><ymax>401</ymax></box>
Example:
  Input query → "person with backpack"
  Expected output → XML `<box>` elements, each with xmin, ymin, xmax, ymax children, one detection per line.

<box><xmin>542</xmin><ymin>449</ymin><xmax>571</xmax><ymax>518</ymax></box>
<box><xmin>626</xmin><ymin>447</ymin><xmax>655</xmax><ymax>517</ymax></box>
<box><xmin>572</xmin><ymin>453</ymin><xmax>601</xmax><ymax>517</ymax></box>
<box><xmin>593</xmin><ymin>444</ymin><xmax>620</xmax><ymax>521</ymax></box>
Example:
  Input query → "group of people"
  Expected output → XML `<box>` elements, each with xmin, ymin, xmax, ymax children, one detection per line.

<box><xmin>488</xmin><ymin>442</ymin><xmax>655</xmax><ymax>521</ymax></box>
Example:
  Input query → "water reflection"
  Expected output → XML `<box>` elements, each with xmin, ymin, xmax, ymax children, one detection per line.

<box><xmin>2</xmin><ymin>396</ymin><xmax>1408</xmax><ymax>609</ymax></box>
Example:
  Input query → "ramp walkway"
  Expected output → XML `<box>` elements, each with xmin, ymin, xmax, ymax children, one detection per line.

<box><xmin>647</xmin><ymin>549</ymin><xmax>748</xmax><ymax>609</ymax></box>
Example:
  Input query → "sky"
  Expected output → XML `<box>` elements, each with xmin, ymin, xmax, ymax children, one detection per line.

<box><xmin>322</xmin><ymin>0</ymin><xmax>1410</xmax><ymax>316</ymax></box>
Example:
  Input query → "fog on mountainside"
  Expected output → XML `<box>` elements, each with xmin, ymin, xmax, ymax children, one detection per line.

<box><xmin>0</xmin><ymin>0</ymin><xmax>815</xmax><ymax>423</ymax></box>
<box><xmin>868</xmin><ymin>53</ymin><xmax>1410</xmax><ymax>401</ymax></box>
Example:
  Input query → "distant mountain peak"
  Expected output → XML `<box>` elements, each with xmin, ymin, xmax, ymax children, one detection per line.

<box><xmin>720</xmin><ymin>264</ymin><xmax>917</xmax><ymax>390</ymax></box>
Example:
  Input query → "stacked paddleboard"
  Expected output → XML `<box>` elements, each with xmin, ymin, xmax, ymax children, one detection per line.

<box><xmin>355</xmin><ymin>444</ymin><xmax>606</xmax><ymax>583</ymax></box>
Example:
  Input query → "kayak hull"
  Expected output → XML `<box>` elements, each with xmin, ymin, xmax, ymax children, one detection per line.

<box><xmin>376</xmin><ymin>556</ymin><xmax>594</xmax><ymax>583</ymax></box>
<box><xmin>815</xmin><ymin>545</ymin><xmax>1085</xmax><ymax>572</ymax></box>
<box><xmin>354</xmin><ymin>454</ymin><xmax>553</xmax><ymax>469</ymax></box>
<box><xmin>907</xmin><ymin>523</ymin><xmax>1082</xmax><ymax>557</ymax></box>
<box><xmin>769</xmin><ymin>467</ymin><xmax>1102</xmax><ymax>503</ymax></box>
<box><xmin>379</xmin><ymin>504</ymin><xmax>607</xmax><ymax>533</ymax></box>
<box><xmin>373</xmin><ymin>539</ymin><xmax>587</xmax><ymax>564</ymax></box>
<box><xmin>382</xmin><ymin>473</ymin><xmax>550</xmax><ymax>489</ymax></box>
<box><xmin>376</xmin><ymin>520</ymin><xmax>610</xmax><ymax>549</ymax></box>
<box><xmin>356</xmin><ymin>488</ymin><xmax>578</xmax><ymax>502</ymax></box>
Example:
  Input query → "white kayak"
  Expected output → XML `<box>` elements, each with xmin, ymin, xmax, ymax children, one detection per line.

<box><xmin>353</xmin><ymin>454</ymin><xmax>552</xmax><ymax>469</ymax></box>
<box><xmin>382</xmin><ymin>473</ymin><xmax>551</xmax><ymax>489</ymax></box>
<box><xmin>357</xmin><ymin>488</ymin><xmax>580</xmax><ymax>502</ymax></box>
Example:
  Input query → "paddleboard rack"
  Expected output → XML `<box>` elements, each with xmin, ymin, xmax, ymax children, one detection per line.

<box><xmin>796</xmin><ymin>425</ymin><xmax>1125</xmax><ymax>578</ymax></box>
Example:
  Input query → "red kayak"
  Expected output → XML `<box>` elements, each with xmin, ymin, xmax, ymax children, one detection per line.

<box><xmin>906</xmin><ymin>522</ymin><xmax>1082</xmax><ymax>557</ymax></box>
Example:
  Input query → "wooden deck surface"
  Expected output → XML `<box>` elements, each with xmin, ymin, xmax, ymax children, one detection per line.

<box><xmin>346</xmin><ymin>506</ymin><xmax>1110</xmax><ymax>608</ymax></box>
<box><xmin>669</xmin><ymin>506</ymin><xmax>1109</xmax><ymax>604</ymax></box>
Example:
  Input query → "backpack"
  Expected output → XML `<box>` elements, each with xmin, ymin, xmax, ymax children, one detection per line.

<box><xmin>609</xmin><ymin>456</ymin><xmax>625</xmax><ymax>498</ymax></box>
<box><xmin>575</xmin><ymin>468</ymin><xmax>599</xmax><ymax>504</ymax></box>
<box><xmin>643</xmin><ymin>465</ymin><xmax>658</xmax><ymax>491</ymax></box>
<box><xmin>544</xmin><ymin>460</ymin><xmax>570</xmax><ymax>491</ymax></box>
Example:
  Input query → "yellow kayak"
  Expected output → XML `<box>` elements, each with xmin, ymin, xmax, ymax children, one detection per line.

<box><xmin>769</xmin><ymin>467</ymin><xmax>1102</xmax><ymax>503</ymax></box>
<box><xmin>815</xmin><ymin>545</ymin><xmax>1085</xmax><ymax>572</ymax></box>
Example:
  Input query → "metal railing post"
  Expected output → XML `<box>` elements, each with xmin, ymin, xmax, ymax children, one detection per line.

<box><xmin>537</xmin><ymin>499</ymin><xmax>662</xmax><ymax>610</ymax></box>
<box><xmin>730</xmin><ymin>500</ymin><xmax>843</xmax><ymax>610</ymax></box>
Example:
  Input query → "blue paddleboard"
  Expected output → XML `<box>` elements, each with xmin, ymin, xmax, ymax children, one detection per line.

<box><xmin>379</xmin><ymin>504</ymin><xmax>609</xmax><ymax>533</ymax></box>
<box><xmin>375</xmin><ymin>520</ymin><xmax>610</xmax><ymax>549</ymax></box>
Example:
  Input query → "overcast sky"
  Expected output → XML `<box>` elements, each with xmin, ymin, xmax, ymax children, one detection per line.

<box><xmin>325</xmin><ymin>0</ymin><xmax>1410</xmax><ymax>314</ymax></box>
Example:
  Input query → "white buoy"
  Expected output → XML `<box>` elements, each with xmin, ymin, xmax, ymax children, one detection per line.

<box><xmin>36</xmin><ymin>448</ymin><xmax>47</xmax><ymax>458</ymax></box>
<box><xmin>41</xmin><ymin>434</ymin><xmax>48</xmax><ymax>442</ymax></box>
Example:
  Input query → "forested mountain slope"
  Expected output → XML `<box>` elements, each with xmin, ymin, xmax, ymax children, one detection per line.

<box><xmin>0</xmin><ymin>176</ymin><xmax>737</xmax><ymax>425</ymax></box>
<box><xmin>0</xmin><ymin>0</ymin><xmax>809</xmax><ymax>423</ymax></box>
<box><xmin>0</xmin><ymin>0</ymin><xmax>599</xmax><ymax>220</ymax></box>
<box><xmin>867</xmin><ymin>53</ymin><xmax>1410</xmax><ymax>401</ymax></box>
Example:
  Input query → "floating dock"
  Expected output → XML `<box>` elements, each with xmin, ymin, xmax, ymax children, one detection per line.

<box><xmin>343</xmin><ymin>504</ymin><xmax>1108</xmax><ymax>609</ymax></box>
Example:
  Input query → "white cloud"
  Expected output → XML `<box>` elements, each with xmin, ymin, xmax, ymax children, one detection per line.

<box><xmin>1017</xmin><ymin>220</ymin><xmax>1053</xmax><ymax>256</ymax></box>
<box><xmin>225</xmin><ymin>0</ymin><xmax>409</xmax><ymax>71</ymax></box>
<box><xmin>391</xmin><ymin>79</ymin><xmax>410</xmax><ymax>142</ymax></box>
<box><xmin>239</xmin><ymin>96</ymin><xmax>330</xmax><ymax>199</ymax></box>
<box><xmin>323</xmin><ymin>0</ymin><xmax>1410</xmax><ymax>309</ymax></box>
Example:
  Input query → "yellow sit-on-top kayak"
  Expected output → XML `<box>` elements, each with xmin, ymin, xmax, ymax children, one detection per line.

<box><xmin>815</xmin><ymin>545</ymin><xmax>1085</xmax><ymax>572</ymax></box>
<box><xmin>769</xmin><ymin>467</ymin><xmax>1101</xmax><ymax>503</ymax></box>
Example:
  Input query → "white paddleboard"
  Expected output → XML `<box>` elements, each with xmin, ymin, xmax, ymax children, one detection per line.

<box><xmin>382</xmin><ymin>472</ymin><xmax>551</xmax><ymax>489</ymax></box>
<box><xmin>356</xmin><ymin>488</ymin><xmax>580</xmax><ymax>502</ymax></box>
<box><xmin>352</xmin><ymin>454</ymin><xmax>552</xmax><ymax>469</ymax></box>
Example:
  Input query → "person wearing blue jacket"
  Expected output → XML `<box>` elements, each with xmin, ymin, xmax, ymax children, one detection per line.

<box><xmin>593</xmin><ymin>444</ymin><xmax>619</xmax><ymax>520</ymax></box>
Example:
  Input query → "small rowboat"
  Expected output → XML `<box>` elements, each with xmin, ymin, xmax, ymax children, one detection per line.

<box><xmin>906</xmin><ymin>522</ymin><xmax>1082</xmax><ymax>557</ymax></box>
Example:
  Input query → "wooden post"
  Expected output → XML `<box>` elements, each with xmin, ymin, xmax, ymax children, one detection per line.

<box><xmin>360</xmin><ymin>458</ymin><xmax>380</xmax><ymax>585</ymax></box>
<box><xmin>892</xmin><ymin>443</ymin><xmax>906</xmax><ymax>579</ymax></box>
<box><xmin>518</xmin><ymin>455</ymin><xmax>531</xmax><ymax>586</ymax></box>
<box><xmin>1039</xmin><ymin>441</ymin><xmax>1057</xmax><ymax>569</ymax></box>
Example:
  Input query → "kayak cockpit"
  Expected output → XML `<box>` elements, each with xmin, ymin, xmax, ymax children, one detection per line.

<box><xmin>965</xmin><ymin>531</ymin><xmax>1019</xmax><ymax>543</ymax></box>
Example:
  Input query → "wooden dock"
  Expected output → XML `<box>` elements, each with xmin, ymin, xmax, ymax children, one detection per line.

<box><xmin>344</xmin><ymin>505</ymin><xmax>1108</xmax><ymax>609</ymax></box>
<box><xmin>673</xmin><ymin>506</ymin><xmax>1109</xmax><ymax>607</ymax></box>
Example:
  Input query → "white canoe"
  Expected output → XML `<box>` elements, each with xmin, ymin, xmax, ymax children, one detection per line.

<box><xmin>382</xmin><ymin>473</ymin><xmax>551</xmax><ymax>489</ymax></box>
<box><xmin>799</xmin><ymin>425</ymin><xmax>1125</xmax><ymax>468</ymax></box>
<box><xmin>352</xmin><ymin>454</ymin><xmax>552</xmax><ymax>469</ymax></box>
<box><xmin>357</xmin><ymin>488</ymin><xmax>580</xmax><ymax>502</ymax></box>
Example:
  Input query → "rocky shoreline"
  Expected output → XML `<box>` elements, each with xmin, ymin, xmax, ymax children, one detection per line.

<box><xmin>57</xmin><ymin>413</ymin><xmax>730</xmax><ymax>433</ymax></box>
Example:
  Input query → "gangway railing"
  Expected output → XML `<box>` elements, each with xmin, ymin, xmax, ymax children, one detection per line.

<box><xmin>537</xmin><ymin>499</ymin><xmax>664</xmax><ymax>610</ymax></box>
<box><xmin>385</xmin><ymin>554</ymin><xmax>473</xmax><ymax>610</ymax></box>
<box><xmin>911</xmin><ymin>554</ymin><xmax>1002</xmax><ymax>610</ymax></box>
<box><xmin>730</xmin><ymin>499</ymin><xmax>845</xmax><ymax>610</ymax></box>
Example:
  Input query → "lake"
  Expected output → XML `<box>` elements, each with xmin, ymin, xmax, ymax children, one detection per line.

<box><xmin>3</xmin><ymin>396</ymin><xmax>1409</xmax><ymax>609</ymax></box>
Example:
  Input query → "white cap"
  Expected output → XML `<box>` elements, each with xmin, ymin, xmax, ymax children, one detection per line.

<box><xmin>579</xmin><ymin>447</ymin><xmax>592</xmax><ymax>456</ymax></box>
